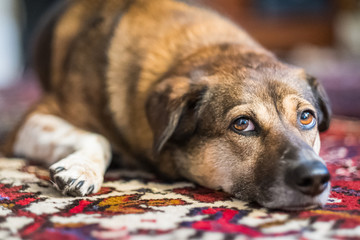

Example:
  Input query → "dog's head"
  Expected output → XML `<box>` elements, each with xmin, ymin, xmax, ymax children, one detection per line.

<box><xmin>146</xmin><ymin>45</ymin><xmax>331</xmax><ymax>210</ymax></box>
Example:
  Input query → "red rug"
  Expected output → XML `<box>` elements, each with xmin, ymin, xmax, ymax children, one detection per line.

<box><xmin>0</xmin><ymin>118</ymin><xmax>359</xmax><ymax>239</ymax></box>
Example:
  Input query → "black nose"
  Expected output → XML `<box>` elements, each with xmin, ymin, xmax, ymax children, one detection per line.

<box><xmin>286</xmin><ymin>161</ymin><xmax>330</xmax><ymax>196</ymax></box>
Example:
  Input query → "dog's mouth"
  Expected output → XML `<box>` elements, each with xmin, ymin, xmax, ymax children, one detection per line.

<box><xmin>277</xmin><ymin>203</ymin><xmax>320</xmax><ymax>211</ymax></box>
<box><xmin>246</xmin><ymin>178</ymin><xmax>331</xmax><ymax>211</ymax></box>
<box><xmin>256</xmin><ymin>200</ymin><xmax>323</xmax><ymax>211</ymax></box>
<box><xmin>239</xmin><ymin>195</ymin><xmax>322</xmax><ymax>211</ymax></box>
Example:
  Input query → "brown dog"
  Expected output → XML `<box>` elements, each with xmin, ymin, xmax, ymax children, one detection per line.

<box><xmin>4</xmin><ymin>0</ymin><xmax>331</xmax><ymax>210</ymax></box>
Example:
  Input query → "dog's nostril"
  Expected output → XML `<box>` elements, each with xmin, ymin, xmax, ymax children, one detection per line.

<box><xmin>320</xmin><ymin>173</ymin><xmax>331</xmax><ymax>185</ymax></box>
<box><xmin>297</xmin><ymin>177</ymin><xmax>313</xmax><ymax>187</ymax></box>
<box><xmin>287</xmin><ymin>161</ymin><xmax>330</xmax><ymax>196</ymax></box>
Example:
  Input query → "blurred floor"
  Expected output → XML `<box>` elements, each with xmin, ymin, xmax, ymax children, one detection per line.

<box><xmin>0</xmin><ymin>73</ymin><xmax>41</xmax><ymax>143</ymax></box>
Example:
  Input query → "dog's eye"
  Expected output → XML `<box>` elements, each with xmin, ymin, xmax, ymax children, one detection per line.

<box><xmin>299</xmin><ymin>111</ymin><xmax>316</xmax><ymax>129</ymax></box>
<box><xmin>231</xmin><ymin>117</ymin><xmax>255</xmax><ymax>133</ymax></box>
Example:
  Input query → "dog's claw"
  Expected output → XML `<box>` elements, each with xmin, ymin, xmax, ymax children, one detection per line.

<box><xmin>87</xmin><ymin>185</ymin><xmax>95</xmax><ymax>195</ymax></box>
<box><xmin>67</xmin><ymin>178</ymin><xmax>76</xmax><ymax>186</ymax></box>
<box><xmin>54</xmin><ymin>166</ymin><xmax>65</xmax><ymax>173</ymax></box>
<box><xmin>76</xmin><ymin>180</ymin><xmax>85</xmax><ymax>189</ymax></box>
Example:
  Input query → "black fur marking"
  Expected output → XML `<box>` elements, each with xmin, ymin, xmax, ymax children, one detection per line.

<box><xmin>32</xmin><ymin>0</ymin><xmax>71</xmax><ymax>91</ymax></box>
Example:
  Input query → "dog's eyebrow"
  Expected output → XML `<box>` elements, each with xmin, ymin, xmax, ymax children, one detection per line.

<box><xmin>222</xmin><ymin>101</ymin><xmax>253</xmax><ymax>116</ymax></box>
<box><xmin>283</xmin><ymin>94</ymin><xmax>315</xmax><ymax>110</ymax></box>
<box><xmin>224</xmin><ymin>103</ymin><xmax>256</xmax><ymax>120</ymax></box>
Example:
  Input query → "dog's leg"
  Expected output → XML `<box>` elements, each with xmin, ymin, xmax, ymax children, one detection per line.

<box><xmin>13</xmin><ymin>112</ymin><xmax>111</xmax><ymax>196</ymax></box>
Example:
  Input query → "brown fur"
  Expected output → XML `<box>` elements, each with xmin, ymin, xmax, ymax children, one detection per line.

<box><xmin>5</xmin><ymin>0</ymin><xmax>331</xmax><ymax>209</ymax></box>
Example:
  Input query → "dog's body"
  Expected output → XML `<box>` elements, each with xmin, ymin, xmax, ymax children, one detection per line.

<box><xmin>4</xmin><ymin>0</ymin><xmax>331</xmax><ymax>209</ymax></box>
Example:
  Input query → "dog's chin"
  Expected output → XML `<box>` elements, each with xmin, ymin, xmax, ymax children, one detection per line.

<box><xmin>250</xmin><ymin>182</ymin><xmax>331</xmax><ymax>211</ymax></box>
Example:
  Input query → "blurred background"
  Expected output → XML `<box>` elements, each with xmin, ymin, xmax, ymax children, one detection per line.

<box><xmin>0</xmin><ymin>0</ymin><xmax>359</xmax><ymax>141</ymax></box>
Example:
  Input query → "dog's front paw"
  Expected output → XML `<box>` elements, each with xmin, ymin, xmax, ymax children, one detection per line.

<box><xmin>49</xmin><ymin>152</ymin><xmax>104</xmax><ymax>196</ymax></box>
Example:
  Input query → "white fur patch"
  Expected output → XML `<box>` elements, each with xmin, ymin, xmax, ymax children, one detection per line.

<box><xmin>13</xmin><ymin>113</ymin><xmax>111</xmax><ymax>196</ymax></box>
<box><xmin>313</xmin><ymin>132</ymin><xmax>321</xmax><ymax>155</ymax></box>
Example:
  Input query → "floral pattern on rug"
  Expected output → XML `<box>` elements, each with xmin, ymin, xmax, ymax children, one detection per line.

<box><xmin>0</xmin><ymin>118</ymin><xmax>360</xmax><ymax>240</ymax></box>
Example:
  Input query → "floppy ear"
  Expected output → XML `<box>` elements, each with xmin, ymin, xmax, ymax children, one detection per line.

<box><xmin>146</xmin><ymin>77</ymin><xmax>207</xmax><ymax>154</ymax></box>
<box><xmin>307</xmin><ymin>75</ymin><xmax>332</xmax><ymax>131</ymax></box>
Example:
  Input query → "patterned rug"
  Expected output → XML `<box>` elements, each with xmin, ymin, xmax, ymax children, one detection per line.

<box><xmin>0</xmin><ymin>117</ymin><xmax>360</xmax><ymax>240</ymax></box>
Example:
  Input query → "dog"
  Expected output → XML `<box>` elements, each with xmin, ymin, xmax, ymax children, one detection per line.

<box><xmin>4</xmin><ymin>0</ymin><xmax>331</xmax><ymax>210</ymax></box>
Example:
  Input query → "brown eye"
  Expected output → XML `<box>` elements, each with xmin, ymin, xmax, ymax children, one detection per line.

<box><xmin>300</xmin><ymin>111</ymin><xmax>316</xmax><ymax>129</ymax></box>
<box><xmin>232</xmin><ymin>117</ymin><xmax>255</xmax><ymax>133</ymax></box>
